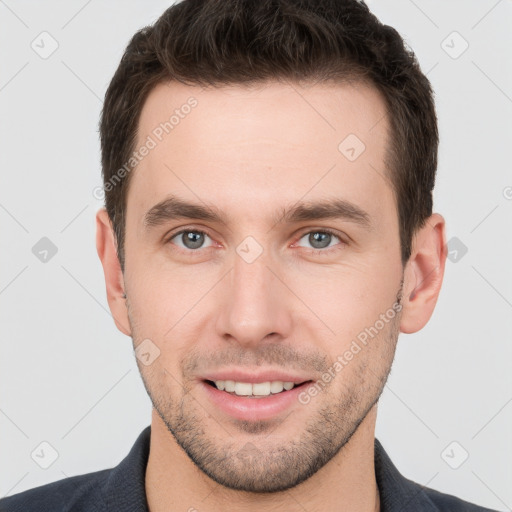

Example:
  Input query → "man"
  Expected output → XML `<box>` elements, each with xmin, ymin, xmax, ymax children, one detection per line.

<box><xmin>0</xmin><ymin>0</ymin><xmax>499</xmax><ymax>511</ymax></box>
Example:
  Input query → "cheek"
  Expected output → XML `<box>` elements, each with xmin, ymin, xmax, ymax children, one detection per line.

<box><xmin>125</xmin><ymin>257</ymin><xmax>204</xmax><ymax>331</ymax></box>
<box><xmin>126</xmin><ymin>268</ymin><xmax>211</xmax><ymax>372</ymax></box>
<box><xmin>289</xmin><ymin>261</ymin><xmax>400</xmax><ymax>332</ymax></box>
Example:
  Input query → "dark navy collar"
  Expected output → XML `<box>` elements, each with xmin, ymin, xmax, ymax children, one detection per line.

<box><xmin>101</xmin><ymin>425</ymin><xmax>151</xmax><ymax>511</ymax></box>
<box><xmin>374</xmin><ymin>437</ymin><xmax>438</xmax><ymax>511</ymax></box>
<box><xmin>101</xmin><ymin>425</ymin><xmax>440</xmax><ymax>511</ymax></box>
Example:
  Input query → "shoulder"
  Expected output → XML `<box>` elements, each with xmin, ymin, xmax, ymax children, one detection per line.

<box><xmin>0</xmin><ymin>468</ymin><xmax>110</xmax><ymax>512</ymax></box>
<box><xmin>0</xmin><ymin>426</ymin><xmax>151</xmax><ymax>512</ymax></box>
<box><xmin>374</xmin><ymin>438</ymin><xmax>499</xmax><ymax>512</ymax></box>
<box><xmin>422</xmin><ymin>484</ymin><xmax>499</xmax><ymax>512</ymax></box>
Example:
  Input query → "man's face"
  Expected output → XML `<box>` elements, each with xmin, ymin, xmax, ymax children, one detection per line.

<box><xmin>123</xmin><ymin>80</ymin><xmax>404</xmax><ymax>492</ymax></box>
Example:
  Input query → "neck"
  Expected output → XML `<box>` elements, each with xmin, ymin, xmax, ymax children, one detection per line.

<box><xmin>145</xmin><ymin>405</ymin><xmax>380</xmax><ymax>512</ymax></box>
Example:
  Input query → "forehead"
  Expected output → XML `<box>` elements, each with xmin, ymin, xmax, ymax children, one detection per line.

<box><xmin>137</xmin><ymin>79</ymin><xmax>389</xmax><ymax>154</ymax></box>
<box><xmin>127</xmin><ymin>79</ymin><xmax>393</xmax><ymax>229</ymax></box>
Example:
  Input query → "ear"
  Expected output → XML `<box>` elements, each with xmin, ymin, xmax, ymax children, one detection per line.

<box><xmin>400</xmin><ymin>213</ymin><xmax>447</xmax><ymax>334</ymax></box>
<box><xmin>95</xmin><ymin>208</ymin><xmax>131</xmax><ymax>336</ymax></box>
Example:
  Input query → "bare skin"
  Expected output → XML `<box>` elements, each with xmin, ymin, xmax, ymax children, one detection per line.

<box><xmin>96</xmin><ymin>80</ymin><xmax>446</xmax><ymax>512</ymax></box>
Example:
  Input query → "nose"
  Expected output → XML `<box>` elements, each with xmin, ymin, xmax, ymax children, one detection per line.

<box><xmin>215</xmin><ymin>246</ymin><xmax>293</xmax><ymax>348</ymax></box>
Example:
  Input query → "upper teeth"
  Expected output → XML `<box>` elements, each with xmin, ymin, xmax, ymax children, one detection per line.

<box><xmin>214</xmin><ymin>380</ymin><xmax>296</xmax><ymax>396</ymax></box>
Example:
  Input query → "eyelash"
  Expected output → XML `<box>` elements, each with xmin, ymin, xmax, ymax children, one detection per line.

<box><xmin>165</xmin><ymin>227</ymin><xmax>346</xmax><ymax>256</ymax></box>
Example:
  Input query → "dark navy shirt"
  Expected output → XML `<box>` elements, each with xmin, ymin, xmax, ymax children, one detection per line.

<box><xmin>0</xmin><ymin>425</ymin><xmax>498</xmax><ymax>511</ymax></box>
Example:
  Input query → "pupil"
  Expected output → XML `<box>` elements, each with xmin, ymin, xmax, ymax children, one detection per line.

<box><xmin>310</xmin><ymin>232</ymin><xmax>330</xmax><ymax>249</ymax></box>
<box><xmin>183</xmin><ymin>231</ymin><xmax>204</xmax><ymax>249</ymax></box>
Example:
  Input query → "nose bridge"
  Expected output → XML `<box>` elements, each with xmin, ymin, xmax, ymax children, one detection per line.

<box><xmin>216</xmin><ymin>240</ymin><xmax>291</xmax><ymax>345</ymax></box>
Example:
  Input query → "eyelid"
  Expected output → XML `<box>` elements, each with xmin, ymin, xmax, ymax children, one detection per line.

<box><xmin>165</xmin><ymin>223</ymin><xmax>215</xmax><ymax>239</ymax></box>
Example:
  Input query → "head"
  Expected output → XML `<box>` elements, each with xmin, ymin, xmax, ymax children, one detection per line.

<box><xmin>96</xmin><ymin>0</ymin><xmax>446</xmax><ymax>494</ymax></box>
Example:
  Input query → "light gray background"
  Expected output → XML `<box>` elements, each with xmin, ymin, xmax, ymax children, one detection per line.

<box><xmin>1</xmin><ymin>0</ymin><xmax>511</xmax><ymax>510</ymax></box>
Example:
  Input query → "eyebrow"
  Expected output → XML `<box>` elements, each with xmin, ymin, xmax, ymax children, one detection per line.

<box><xmin>143</xmin><ymin>195</ymin><xmax>372</xmax><ymax>231</ymax></box>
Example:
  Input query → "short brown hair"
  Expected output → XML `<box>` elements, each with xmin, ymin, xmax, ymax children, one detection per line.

<box><xmin>100</xmin><ymin>0</ymin><xmax>438</xmax><ymax>272</ymax></box>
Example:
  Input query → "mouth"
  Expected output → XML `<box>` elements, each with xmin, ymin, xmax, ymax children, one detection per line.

<box><xmin>198</xmin><ymin>370</ymin><xmax>316</xmax><ymax>421</ymax></box>
<box><xmin>200</xmin><ymin>378</ymin><xmax>314</xmax><ymax>421</ymax></box>
<box><xmin>203</xmin><ymin>379</ymin><xmax>313</xmax><ymax>398</ymax></box>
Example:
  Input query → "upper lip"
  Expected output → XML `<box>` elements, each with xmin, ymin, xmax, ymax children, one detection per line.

<box><xmin>200</xmin><ymin>369</ymin><xmax>313</xmax><ymax>385</ymax></box>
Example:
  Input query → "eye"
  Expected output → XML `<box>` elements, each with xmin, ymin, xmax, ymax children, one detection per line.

<box><xmin>294</xmin><ymin>229</ymin><xmax>345</xmax><ymax>254</ymax></box>
<box><xmin>166</xmin><ymin>227</ymin><xmax>346</xmax><ymax>256</ymax></box>
<box><xmin>167</xmin><ymin>229</ymin><xmax>214</xmax><ymax>251</ymax></box>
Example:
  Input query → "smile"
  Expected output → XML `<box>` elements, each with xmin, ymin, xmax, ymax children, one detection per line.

<box><xmin>201</xmin><ymin>379</ymin><xmax>313</xmax><ymax>421</ymax></box>
<box><xmin>205</xmin><ymin>379</ymin><xmax>309</xmax><ymax>397</ymax></box>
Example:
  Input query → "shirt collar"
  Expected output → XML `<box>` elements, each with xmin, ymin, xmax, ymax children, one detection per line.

<box><xmin>101</xmin><ymin>425</ymin><xmax>438</xmax><ymax>512</ymax></box>
<box><xmin>101</xmin><ymin>425</ymin><xmax>151</xmax><ymax>511</ymax></box>
<box><xmin>374</xmin><ymin>437</ymin><xmax>438</xmax><ymax>511</ymax></box>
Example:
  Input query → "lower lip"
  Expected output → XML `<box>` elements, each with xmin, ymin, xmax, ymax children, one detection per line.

<box><xmin>200</xmin><ymin>381</ymin><xmax>311</xmax><ymax>422</ymax></box>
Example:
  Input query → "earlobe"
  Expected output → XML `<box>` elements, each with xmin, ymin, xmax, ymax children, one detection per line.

<box><xmin>95</xmin><ymin>208</ymin><xmax>131</xmax><ymax>336</ymax></box>
<box><xmin>399</xmin><ymin>213</ymin><xmax>447</xmax><ymax>334</ymax></box>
